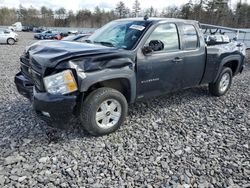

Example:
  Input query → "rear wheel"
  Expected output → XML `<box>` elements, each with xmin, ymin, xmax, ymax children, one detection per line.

<box><xmin>209</xmin><ymin>67</ymin><xmax>232</xmax><ymax>96</ymax></box>
<box><xmin>7</xmin><ymin>38</ymin><xmax>15</xmax><ymax>45</ymax></box>
<box><xmin>80</xmin><ymin>87</ymin><xmax>128</xmax><ymax>136</ymax></box>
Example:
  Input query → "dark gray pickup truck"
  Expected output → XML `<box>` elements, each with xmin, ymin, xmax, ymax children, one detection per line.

<box><xmin>15</xmin><ymin>18</ymin><xmax>246</xmax><ymax>136</ymax></box>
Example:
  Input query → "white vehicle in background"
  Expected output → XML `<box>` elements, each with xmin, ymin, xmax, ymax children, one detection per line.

<box><xmin>0</xmin><ymin>29</ymin><xmax>18</xmax><ymax>45</ymax></box>
<box><xmin>8</xmin><ymin>22</ymin><xmax>22</xmax><ymax>32</ymax></box>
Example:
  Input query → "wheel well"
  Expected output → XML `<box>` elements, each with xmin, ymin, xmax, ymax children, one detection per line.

<box><xmin>86</xmin><ymin>78</ymin><xmax>131</xmax><ymax>102</ymax></box>
<box><xmin>223</xmin><ymin>61</ymin><xmax>238</xmax><ymax>75</ymax></box>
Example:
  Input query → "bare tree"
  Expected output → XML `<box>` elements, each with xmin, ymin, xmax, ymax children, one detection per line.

<box><xmin>0</xmin><ymin>1</ymin><xmax>250</xmax><ymax>28</ymax></box>
<box><xmin>132</xmin><ymin>0</ymin><xmax>141</xmax><ymax>17</ymax></box>
<box><xmin>115</xmin><ymin>1</ymin><xmax>127</xmax><ymax>18</ymax></box>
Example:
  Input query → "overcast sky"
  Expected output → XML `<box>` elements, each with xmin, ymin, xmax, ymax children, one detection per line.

<box><xmin>0</xmin><ymin>0</ymin><xmax>249</xmax><ymax>12</ymax></box>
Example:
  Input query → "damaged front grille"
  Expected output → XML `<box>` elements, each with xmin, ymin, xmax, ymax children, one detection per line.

<box><xmin>30</xmin><ymin>69</ymin><xmax>44</xmax><ymax>91</ymax></box>
<box><xmin>20</xmin><ymin>55</ymin><xmax>45</xmax><ymax>91</ymax></box>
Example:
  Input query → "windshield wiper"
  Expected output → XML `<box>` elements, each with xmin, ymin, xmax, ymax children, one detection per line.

<box><xmin>93</xmin><ymin>41</ymin><xmax>114</xmax><ymax>47</ymax></box>
<box><xmin>84</xmin><ymin>39</ymin><xmax>92</xmax><ymax>43</ymax></box>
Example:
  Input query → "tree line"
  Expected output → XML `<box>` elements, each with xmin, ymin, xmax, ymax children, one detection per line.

<box><xmin>0</xmin><ymin>0</ymin><xmax>249</xmax><ymax>28</ymax></box>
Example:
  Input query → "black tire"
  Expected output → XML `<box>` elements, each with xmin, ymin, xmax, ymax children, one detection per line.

<box><xmin>40</xmin><ymin>36</ymin><xmax>44</xmax><ymax>40</ymax></box>
<box><xmin>80</xmin><ymin>87</ymin><xmax>128</xmax><ymax>136</ymax></box>
<box><xmin>209</xmin><ymin>67</ymin><xmax>233</xmax><ymax>96</ymax></box>
<box><xmin>7</xmin><ymin>38</ymin><xmax>15</xmax><ymax>45</ymax></box>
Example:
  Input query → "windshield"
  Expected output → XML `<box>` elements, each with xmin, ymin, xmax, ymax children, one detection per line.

<box><xmin>88</xmin><ymin>20</ymin><xmax>151</xmax><ymax>50</ymax></box>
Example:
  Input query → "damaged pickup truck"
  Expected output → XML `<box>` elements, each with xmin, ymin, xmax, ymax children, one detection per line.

<box><xmin>15</xmin><ymin>18</ymin><xmax>246</xmax><ymax>136</ymax></box>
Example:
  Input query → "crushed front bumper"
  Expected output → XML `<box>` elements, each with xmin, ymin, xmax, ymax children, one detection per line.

<box><xmin>15</xmin><ymin>71</ymin><xmax>77</xmax><ymax>128</ymax></box>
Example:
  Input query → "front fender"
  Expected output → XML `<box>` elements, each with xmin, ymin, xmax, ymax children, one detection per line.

<box><xmin>79</xmin><ymin>66</ymin><xmax>136</xmax><ymax>103</ymax></box>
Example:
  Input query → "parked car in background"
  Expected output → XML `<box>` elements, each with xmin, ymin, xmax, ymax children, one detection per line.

<box><xmin>34</xmin><ymin>30</ymin><xmax>59</xmax><ymax>40</ymax></box>
<box><xmin>68</xmin><ymin>30</ymin><xmax>78</xmax><ymax>34</ymax></box>
<box><xmin>8</xmin><ymin>22</ymin><xmax>22</xmax><ymax>32</ymax></box>
<box><xmin>54</xmin><ymin>32</ymin><xmax>69</xmax><ymax>40</ymax></box>
<box><xmin>0</xmin><ymin>29</ymin><xmax>18</xmax><ymax>45</ymax></box>
<box><xmin>22</xmin><ymin>25</ymin><xmax>35</xmax><ymax>32</ymax></box>
<box><xmin>35</xmin><ymin>27</ymin><xmax>46</xmax><ymax>33</ymax></box>
<box><xmin>61</xmin><ymin>33</ymin><xmax>91</xmax><ymax>42</ymax></box>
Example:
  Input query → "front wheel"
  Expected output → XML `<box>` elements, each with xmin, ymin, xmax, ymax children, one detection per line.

<box><xmin>80</xmin><ymin>88</ymin><xmax>128</xmax><ymax>136</ymax></box>
<box><xmin>7</xmin><ymin>38</ymin><xmax>15</xmax><ymax>45</ymax></box>
<box><xmin>209</xmin><ymin>67</ymin><xmax>233</xmax><ymax>96</ymax></box>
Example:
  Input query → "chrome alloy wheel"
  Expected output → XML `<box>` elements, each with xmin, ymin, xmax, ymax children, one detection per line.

<box><xmin>95</xmin><ymin>99</ymin><xmax>122</xmax><ymax>129</ymax></box>
<box><xmin>219</xmin><ymin>72</ymin><xmax>230</xmax><ymax>93</ymax></box>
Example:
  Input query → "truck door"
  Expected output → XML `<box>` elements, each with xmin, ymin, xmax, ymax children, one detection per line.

<box><xmin>136</xmin><ymin>23</ymin><xmax>185</xmax><ymax>98</ymax></box>
<box><xmin>179</xmin><ymin>24</ymin><xmax>206</xmax><ymax>88</ymax></box>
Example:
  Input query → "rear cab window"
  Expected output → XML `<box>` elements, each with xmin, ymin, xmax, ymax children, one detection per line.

<box><xmin>182</xmin><ymin>24</ymin><xmax>199</xmax><ymax>50</ymax></box>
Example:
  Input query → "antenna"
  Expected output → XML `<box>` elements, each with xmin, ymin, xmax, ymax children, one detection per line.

<box><xmin>144</xmin><ymin>14</ymin><xmax>149</xmax><ymax>21</ymax></box>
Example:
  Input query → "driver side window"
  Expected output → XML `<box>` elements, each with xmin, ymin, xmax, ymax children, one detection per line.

<box><xmin>145</xmin><ymin>23</ymin><xmax>180</xmax><ymax>52</ymax></box>
<box><xmin>4</xmin><ymin>30</ymin><xmax>10</xmax><ymax>34</ymax></box>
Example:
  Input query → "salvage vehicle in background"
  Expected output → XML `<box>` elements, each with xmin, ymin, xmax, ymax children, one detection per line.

<box><xmin>8</xmin><ymin>22</ymin><xmax>22</xmax><ymax>32</ymax></box>
<box><xmin>61</xmin><ymin>33</ymin><xmax>91</xmax><ymax>42</ymax></box>
<box><xmin>22</xmin><ymin>25</ymin><xmax>35</xmax><ymax>32</ymax></box>
<box><xmin>34</xmin><ymin>30</ymin><xmax>59</xmax><ymax>40</ymax></box>
<box><xmin>0</xmin><ymin>29</ymin><xmax>18</xmax><ymax>45</ymax></box>
<box><xmin>34</xmin><ymin>27</ymin><xmax>46</xmax><ymax>33</ymax></box>
<box><xmin>205</xmin><ymin>34</ymin><xmax>230</xmax><ymax>45</ymax></box>
<box><xmin>15</xmin><ymin>18</ymin><xmax>246</xmax><ymax>136</ymax></box>
<box><xmin>53</xmin><ymin>32</ymin><xmax>69</xmax><ymax>40</ymax></box>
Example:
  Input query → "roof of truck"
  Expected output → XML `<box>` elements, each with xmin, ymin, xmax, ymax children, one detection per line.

<box><xmin>116</xmin><ymin>17</ymin><xmax>199</xmax><ymax>24</ymax></box>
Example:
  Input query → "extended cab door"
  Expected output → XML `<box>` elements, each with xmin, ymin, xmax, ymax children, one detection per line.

<box><xmin>136</xmin><ymin>23</ymin><xmax>185</xmax><ymax>98</ymax></box>
<box><xmin>178</xmin><ymin>23</ymin><xmax>206</xmax><ymax>88</ymax></box>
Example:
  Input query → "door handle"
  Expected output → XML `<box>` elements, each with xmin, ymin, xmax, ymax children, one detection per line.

<box><xmin>172</xmin><ymin>57</ymin><xmax>183</xmax><ymax>63</ymax></box>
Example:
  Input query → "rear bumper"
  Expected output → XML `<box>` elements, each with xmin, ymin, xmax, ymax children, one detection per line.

<box><xmin>15</xmin><ymin>72</ymin><xmax>77</xmax><ymax>128</ymax></box>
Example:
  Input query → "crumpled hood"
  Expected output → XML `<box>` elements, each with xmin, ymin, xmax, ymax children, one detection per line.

<box><xmin>27</xmin><ymin>40</ymin><xmax>121</xmax><ymax>69</ymax></box>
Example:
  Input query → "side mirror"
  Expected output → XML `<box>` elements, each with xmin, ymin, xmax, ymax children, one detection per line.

<box><xmin>236</xmin><ymin>43</ymin><xmax>243</xmax><ymax>47</ymax></box>
<box><xmin>142</xmin><ymin>40</ymin><xmax>164</xmax><ymax>54</ymax></box>
<box><xmin>149</xmin><ymin>40</ymin><xmax>164</xmax><ymax>51</ymax></box>
<box><xmin>142</xmin><ymin>46</ymin><xmax>153</xmax><ymax>54</ymax></box>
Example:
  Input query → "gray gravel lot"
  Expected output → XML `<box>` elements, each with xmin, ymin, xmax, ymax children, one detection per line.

<box><xmin>0</xmin><ymin>32</ymin><xmax>249</xmax><ymax>188</ymax></box>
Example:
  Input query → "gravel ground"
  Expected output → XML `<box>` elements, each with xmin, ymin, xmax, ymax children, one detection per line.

<box><xmin>0</xmin><ymin>32</ymin><xmax>249</xmax><ymax>188</ymax></box>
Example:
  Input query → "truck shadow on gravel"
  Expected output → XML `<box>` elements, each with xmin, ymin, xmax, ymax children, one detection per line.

<box><xmin>129</xmin><ymin>85</ymin><xmax>209</xmax><ymax>115</ymax></box>
<box><xmin>1</xmin><ymin>85</ymin><xmax>211</xmax><ymax>146</ymax></box>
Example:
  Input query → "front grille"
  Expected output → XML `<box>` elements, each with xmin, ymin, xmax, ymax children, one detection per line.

<box><xmin>20</xmin><ymin>62</ymin><xmax>32</xmax><ymax>81</ymax></box>
<box><xmin>31</xmin><ymin>69</ymin><xmax>44</xmax><ymax>91</ymax></box>
<box><xmin>20</xmin><ymin>54</ymin><xmax>45</xmax><ymax>91</ymax></box>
